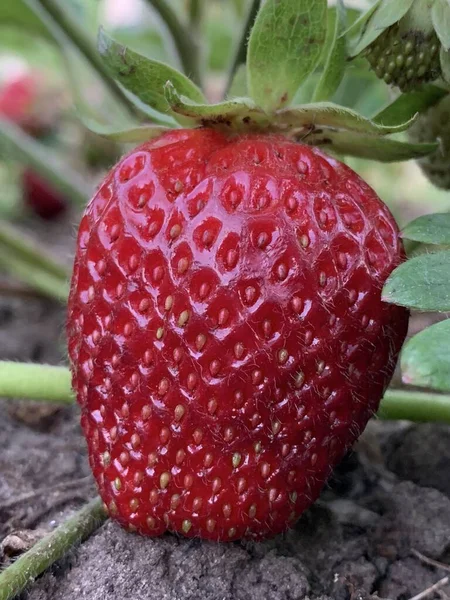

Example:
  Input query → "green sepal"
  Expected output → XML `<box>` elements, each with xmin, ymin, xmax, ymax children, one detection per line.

<box><xmin>278</xmin><ymin>103</ymin><xmax>417</xmax><ymax>135</ymax></box>
<box><xmin>165</xmin><ymin>82</ymin><xmax>270</xmax><ymax>129</ymax></box>
<box><xmin>227</xmin><ymin>64</ymin><xmax>248</xmax><ymax>99</ymax></box>
<box><xmin>432</xmin><ymin>0</ymin><xmax>450</xmax><ymax>50</ymax></box>
<box><xmin>305</xmin><ymin>130</ymin><xmax>437</xmax><ymax>162</ymax></box>
<box><xmin>80</xmin><ymin>119</ymin><xmax>172</xmax><ymax>143</ymax></box>
<box><xmin>373</xmin><ymin>85</ymin><xmax>448</xmax><ymax>126</ymax></box>
<box><xmin>247</xmin><ymin>0</ymin><xmax>327</xmax><ymax>113</ymax></box>
<box><xmin>98</xmin><ymin>28</ymin><xmax>206</xmax><ymax>116</ymax></box>
<box><xmin>401</xmin><ymin>320</ymin><xmax>450</xmax><ymax>392</ymax></box>
<box><xmin>348</xmin><ymin>0</ymin><xmax>415</xmax><ymax>57</ymax></box>
<box><xmin>339</xmin><ymin>0</ymin><xmax>381</xmax><ymax>42</ymax></box>
<box><xmin>382</xmin><ymin>251</ymin><xmax>450</xmax><ymax>311</ymax></box>
<box><xmin>440</xmin><ymin>47</ymin><xmax>450</xmax><ymax>85</ymax></box>
<box><xmin>401</xmin><ymin>213</ymin><xmax>450</xmax><ymax>245</ymax></box>
<box><xmin>313</xmin><ymin>1</ymin><xmax>347</xmax><ymax>102</ymax></box>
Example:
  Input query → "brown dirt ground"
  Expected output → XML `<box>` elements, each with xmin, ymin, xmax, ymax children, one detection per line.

<box><xmin>1</xmin><ymin>218</ymin><xmax>449</xmax><ymax>600</ymax></box>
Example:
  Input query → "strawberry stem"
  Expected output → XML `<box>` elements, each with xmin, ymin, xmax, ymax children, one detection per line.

<box><xmin>2</xmin><ymin>362</ymin><xmax>450</xmax><ymax>425</ymax></box>
<box><xmin>0</xmin><ymin>119</ymin><xmax>90</xmax><ymax>209</ymax></box>
<box><xmin>0</xmin><ymin>362</ymin><xmax>73</xmax><ymax>403</ymax></box>
<box><xmin>225</xmin><ymin>0</ymin><xmax>261</xmax><ymax>97</ymax></box>
<box><xmin>32</xmin><ymin>0</ymin><xmax>140</xmax><ymax>120</ymax></box>
<box><xmin>0</xmin><ymin>498</ymin><xmax>106</xmax><ymax>600</ymax></box>
<box><xmin>0</xmin><ymin>223</ymin><xmax>69</xmax><ymax>302</ymax></box>
<box><xmin>379</xmin><ymin>389</ymin><xmax>450</xmax><ymax>424</ymax></box>
<box><xmin>144</xmin><ymin>0</ymin><xmax>203</xmax><ymax>88</ymax></box>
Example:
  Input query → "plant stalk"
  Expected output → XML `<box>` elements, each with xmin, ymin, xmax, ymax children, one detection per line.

<box><xmin>378</xmin><ymin>389</ymin><xmax>450</xmax><ymax>424</ymax></box>
<box><xmin>189</xmin><ymin>0</ymin><xmax>204</xmax><ymax>32</ymax></box>
<box><xmin>144</xmin><ymin>0</ymin><xmax>202</xmax><ymax>87</ymax></box>
<box><xmin>2</xmin><ymin>362</ymin><xmax>450</xmax><ymax>425</ymax></box>
<box><xmin>0</xmin><ymin>498</ymin><xmax>107</xmax><ymax>600</ymax></box>
<box><xmin>0</xmin><ymin>222</ymin><xmax>69</xmax><ymax>302</ymax></box>
<box><xmin>32</xmin><ymin>0</ymin><xmax>139</xmax><ymax>119</ymax></box>
<box><xmin>224</xmin><ymin>0</ymin><xmax>261</xmax><ymax>97</ymax></box>
<box><xmin>0</xmin><ymin>118</ymin><xmax>89</xmax><ymax>208</ymax></box>
<box><xmin>0</xmin><ymin>362</ymin><xmax>74</xmax><ymax>403</ymax></box>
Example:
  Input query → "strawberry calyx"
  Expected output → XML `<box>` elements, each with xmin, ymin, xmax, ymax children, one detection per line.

<box><xmin>83</xmin><ymin>0</ymin><xmax>447</xmax><ymax>163</ymax></box>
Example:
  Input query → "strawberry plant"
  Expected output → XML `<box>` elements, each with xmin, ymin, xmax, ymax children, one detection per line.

<box><xmin>1</xmin><ymin>0</ymin><xmax>450</xmax><ymax>597</ymax></box>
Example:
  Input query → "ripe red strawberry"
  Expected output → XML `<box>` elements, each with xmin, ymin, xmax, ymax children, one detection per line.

<box><xmin>67</xmin><ymin>128</ymin><xmax>408</xmax><ymax>541</ymax></box>
<box><xmin>0</xmin><ymin>74</ymin><xmax>38</xmax><ymax>133</ymax></box>
<box><xmin>22</xmin><ymin>169</ymin><xmax>67</xmax><ymax>220</ymax></box>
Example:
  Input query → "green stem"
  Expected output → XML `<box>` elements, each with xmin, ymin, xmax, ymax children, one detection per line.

<box><xmin>189</xmin><ymin>0</ymin><xmax>204</xmax><ymax>32</ymax></box>
<box><xmin>0</xmin><ymin>222</ymin><xmax>69</xmax><ymax>302</ymax></box>
<box><xmin>0</xmin><ymin>498</ymin><xmax>106</xmax><ymax>600</ymax></box>
<box><xmin>30</xmin><ymin>0</ymin><xmax>138</xmax><ymax>119</ymax></box>
<box><xmin>144</xmin><ymin>0</ymin><xmax>203</xmax><ymax>87</ymax></box>
<box><xmin>0</xmin><ymin>118</ymin><xmax>89</xmax><ymax>208</ymax></box>
<box><xmin>0</xmin><ymin>222</ymin><xmax>68</xmax><ymax>280</ymax></box>
<box><xmin>379</xmin><ymin>389</ymin><xmax>450</xmax><ymax>424</ymax></box>
<box><xmin>2</xmin><ymin>362</ymin><xmax>450</xmax><ymax>426</ymax></box>
<box><xmin>0</xmin><ymin>254</ymin><xmax>69</xmax><ymax>302</ymax></box>
<box><xmin>224</xmin><ymin>0</ymin><xmax>261</xmax><ymax>97</ymax></box>
<box><xmin>0</xmin><ymin>362</ymin><xmax>74</xmax><ymax>403</ymax></box>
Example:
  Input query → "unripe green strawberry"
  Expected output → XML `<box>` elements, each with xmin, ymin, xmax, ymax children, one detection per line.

<box><xmin>408</xmin><ymin>93</ymin><xmax>450</xmax><ymax>189</ymax></box>
<box><xmin>365</xmin><ymin>26</ymin><xmax>441</xmax><ymax>92</ymax></box>
<box><xmin>360</xmin><ymin>0</ymin><xmax>447</xmax><ymax>92</ymax></box>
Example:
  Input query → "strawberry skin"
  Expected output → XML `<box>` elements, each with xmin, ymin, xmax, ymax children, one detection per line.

<box><xmin>67</xmin><ymin>129</ymin><xmax>408</xmax><ymax>541</ymax></box>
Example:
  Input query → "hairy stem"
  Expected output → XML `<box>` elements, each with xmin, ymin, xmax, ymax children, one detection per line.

<box><xmin>225</xmin><ymin>0</ymin><xmax>261</xmax><ymax>97</ymax></box>
<box><xmin>379</xmin><ymin>389</ymin><xmax>450</xmax><ymax>424</ymax></box>
<box><xmin>144</xmin><ymin>0</ymin><xmax>202</xmax><ymax>87</ymax></box>
<box><xmin>0</xmin><ymin>119</ymin><xmax>89</xmax><ymax>208</ymax></box>
<box><xmin>0</xmin><ymin>498</ymin><xmax>106</xmax><ymax>600</ymax></box>
<box><xmin>31</xmin><ymin>0</ymin><xmax>138</xmax><ymax>119</ymax></box>
<box><xmin>0</xmin><ymin>362</ymin><xmax>74</xmax><ymax>403</ymax></box>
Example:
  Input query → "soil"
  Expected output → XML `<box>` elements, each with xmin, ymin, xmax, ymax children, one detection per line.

<box><xmin>1</xmin><ymin>219</ymin><xmax>450</xmax><ymax>600</ymax></box>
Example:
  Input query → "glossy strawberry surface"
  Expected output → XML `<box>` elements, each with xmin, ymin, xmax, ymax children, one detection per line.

<box><xmin>67</xmin><ymin>129</ymin><xmax>408</xmax><ymax>541</ymax></box>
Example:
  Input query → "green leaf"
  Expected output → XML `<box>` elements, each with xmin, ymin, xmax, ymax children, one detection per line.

<box><xmin>349</xmin><ymin>0</ymin><xmax>415</xmax><ymax>56</ymax></box>
<box><xmin>97</xmin><ymin>28</ymin><xmax>206</xmax><ymax>116</ymax></box>
<box><xmin>81</xmin><ymin>119</ymin><xmax>172</xmax><ymax>143</ymax></box>
<box><xmin>432</xmin><ymin>0</ymin><xmax>450</xmax><ymax>50</ymax></box>
<box><xmin>401</xmin><ymin>320</ymin><xmax>450</xmax><ymax>392</ymax></box>
<box><xmin>313</xmin><ymin>1</ymin><xmax>347</xmax><ymax>102</ymax></box>
<box><xmin>165</xmin><ymin>82</ymin><xmax>270</xmax><ymax>128</ymax></box>
<box><xmin>247</xmin><ymin>0</ymin><xmax>327</xmax><ymax>112</ymax></box>
<box><xmin>306</xmin><ymin>129</ymin><xmax>437</xmax><ymax>161</ymax></box>
<box><xmin>373</xmin><ymin>85</ymin><xmax>447</xmax><ymax>126</ymax></box>
<box><xmin>382</xmin><ymin>251</ymin><xmax>450</xmax><ymax>311</ymax></box>
<box><xmin>401</xmin><ymin>213</ymin><xmax>450</xmax><ymax>245</ymax></box>
<box><xmin>278</xmin><ymin>103</ymin><xmax>417</xmax><ymax>135</ymax></box>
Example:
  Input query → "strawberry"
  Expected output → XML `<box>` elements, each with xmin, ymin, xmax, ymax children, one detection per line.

<box><xmin>0</xmin><ymin>72</ymin><xmax>68</xmax><ymax>220</ymax></box>
<box><xmin>0</xmin><ymin>74</ymin><xmax>39</xmax><ymax>134</ymax></box>
<box><xmin>354</xmin><ymin>0</ymin><xmax>449</xmax><ymax>92</ymax></box>
<box><xmin>67</xmin><ymin>128</ymin><xmax>408</xmax><ymax>541</ymax></box>
<box><xmin>22</xmin><ymin>169</ymin><xmax>67</xmax><ymax>220</ymax></box>
<box><xmin>408</xmin><ymin>93</ymin><xmax>450</xmax><ymax>189</ymax></box>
